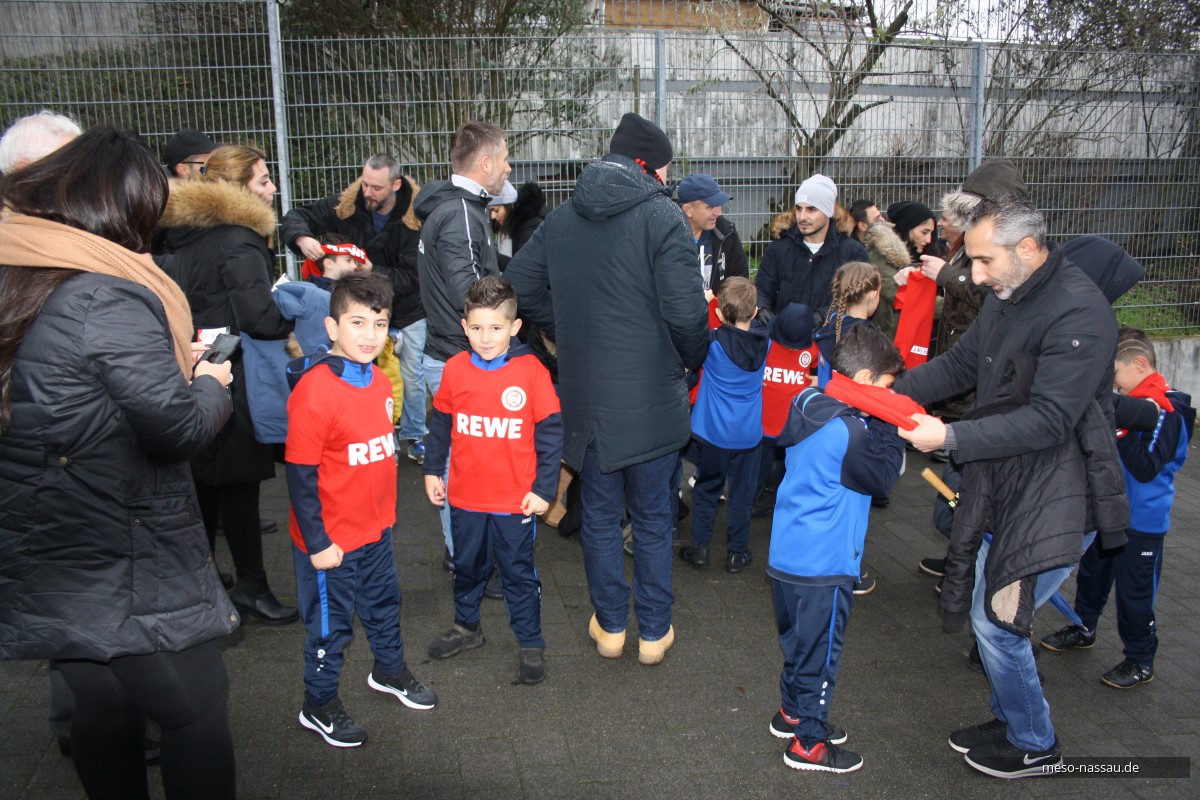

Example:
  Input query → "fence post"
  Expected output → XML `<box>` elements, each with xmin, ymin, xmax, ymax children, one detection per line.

<box><xmin>969</xmin><ymin>40</ymin><xmax>986</xmax><ymax>171</ymax></box>
<box><xmin>655</xmin><ymin>29</ymin><xmax>666</xmax><ymax>131</ymax></box>
<box><xmin>266</xmin><ymin>0</ymin><xmax>296</xmax><ymax>278</ymax></box>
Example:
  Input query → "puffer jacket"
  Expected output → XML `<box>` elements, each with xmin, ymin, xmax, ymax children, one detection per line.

<box><xmin>280</xmin><ymin>176</ymin><xmax>423</xmax><ymax>329</ymax></box>
<box><xmin>155</xmin><ymin>179</ymin><xmax>294</xmax><ymax>485</ymax></box>
<box><xmin>0</xmin><ymin>273</ymin><xmax>237</xmax><ymax>660</ymax></box>
<box><xmin>756</xmin><ymin>221</ymin><xmax>870</xmax><ymax>328</ymax></box>
<box><xmin>507</xmin><ymin>154</ymin><xmax>709</xmax><ymax>472</ymax></box>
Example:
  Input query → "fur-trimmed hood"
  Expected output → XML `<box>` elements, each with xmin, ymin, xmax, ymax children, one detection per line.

<box><xmin>160</xmin><ymin>179</ymin><xmax>276</xmax><ymax>237</ymax></box>
<box><xmin>335</xmin><ymin>175</ymin><xmax>421</xmax><ymax>231</ymax></box>
<box><xmin>861</xmin><ymin>219</ymin><xmax>912</xmax><ymax>269</ymax></box>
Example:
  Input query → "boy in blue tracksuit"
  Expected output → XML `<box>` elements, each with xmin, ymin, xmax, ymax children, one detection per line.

<box><xmin>680</xmin><ymin>278</ymin><xmax>771</xmax><ymax>574</ymax></box>
<box><xmin>1040</xmin><ymin>327</ymin><xmax>1194</xmax><ymax>688</ymax></box>
<box><xmin>766</xmin><ymin>323</ymin><xmax>908</xmax><ymax>773</ymax></box>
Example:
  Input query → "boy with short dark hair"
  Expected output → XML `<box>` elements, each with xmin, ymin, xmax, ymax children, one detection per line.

<box><xmin>1040</xmin><ymin>327</ymin><xmax>1194</xmax><ymax>688</ymax></box>
<box><xmin>767</xmin><ymin>323</ymin><xmax>920</xmax><ymax>772</ymax></box>
<box><xmin>286</xmin><ymin>272</ymin><xmax>437</xmax><ymax>748</ymax></box>
<box><xmin>422</xmin><ymin>275</ymin><xmax>563</xmax><ymax>684</ymax></box>
<box><xmin>680</xmin><ymin>277</ymin><xmax>771</xmax><ymax>573</ymax></box>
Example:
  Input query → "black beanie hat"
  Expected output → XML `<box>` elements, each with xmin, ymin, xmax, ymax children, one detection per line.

<box><xmin>609</xmin><ymin>113</ymin><xmax>673</xmax><ymax>171</ymax></box>
<box><xmin>886</xmin><ymin>201</ymin><xmax>936</xmax><ymax>243</ymax></box>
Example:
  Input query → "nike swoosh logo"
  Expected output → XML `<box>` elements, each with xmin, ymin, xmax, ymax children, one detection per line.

<box><xmin>1023</xmin><ymin>753</ymin><xmax>1055</xmax><ymax>765</ymax></box>
<box><xmin>315</xmin><ymin>717</ymin><xmax>334</xmax><ymax>734</ymax></box>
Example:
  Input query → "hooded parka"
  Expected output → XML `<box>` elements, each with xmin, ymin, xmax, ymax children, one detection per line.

<box><xmin>506</xmin><ymin>154</ymin><xmax>709</xmax><ymax>472</ymax></box>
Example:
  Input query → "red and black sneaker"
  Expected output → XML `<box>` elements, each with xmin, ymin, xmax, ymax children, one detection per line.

<box><xmin>784</xmin><ymin>737</ymin><xmax>863</xmax><ymax>773</ymax></box>
<box><xmin>769</xmin><ymin>708</ymin><xmax>847</xmax><ymax>744</ymax></box>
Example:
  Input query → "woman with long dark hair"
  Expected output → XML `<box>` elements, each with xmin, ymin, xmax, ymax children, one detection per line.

<box><xmin>157</xmin><ymin>144</ymin><xmax>299</xmax><ymax>624</ymax></box>
<box><xmin>0</xmin><ymin>127</ymin><xmax>238</xmax><ymax>799</ymax></box>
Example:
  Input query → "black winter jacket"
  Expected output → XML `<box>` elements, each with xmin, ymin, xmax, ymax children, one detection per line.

<box><xmin>938</xmin><ymin>353</ymin><xmax>1129</xmax><ymax>636</ymax></box>
<box><xmin>0</xmin><ymin>273</ymin><xmax>237</xmax><ymax>660</ymax></box>
<box><xmin>155</xmin><ymin>180</ymin><xmax>294</xmax><ymax>485</ymax></box>
<box><xmin>415</xmin><ymin>179</ymin><xmax>499</xmax><ymax>362</ymax></box>
<box><xmin>756</xmin><ymin>224</ymin><xmax>870</xmax><ymax>327</ymax></box>
<box><xmin>507</xmin><ymin>154</ymin><xmax>710</xmax><ymax>472</ymax></box>
<box><xmin>280</xmin><ymin>176</ymin><xmax>424</xmax><ymax>329</ymax></box>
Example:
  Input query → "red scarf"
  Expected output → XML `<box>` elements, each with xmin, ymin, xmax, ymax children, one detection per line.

<box><xmin>1127</xmin><ymin>370</ymin><xmax>1174</xmax><ymax>413</ymax></box>
<box><xmin>892</xmin><ymin>272</ymin><xmax>938</xmax><ymax>369</ymax></box>
<box><xmin>825</xmin><ymin>371</ymin><xmax>926</xmax><ymax>430</ymax></box>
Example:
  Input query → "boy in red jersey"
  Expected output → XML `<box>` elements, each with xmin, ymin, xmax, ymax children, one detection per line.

<box><xmin>286</xmin><ymin>273</ymin><xmax>437</xmax><ymax>748</ymax></box>
<box><xmin>423</xmin><ymin>276</ymin><xmax>563</xmax><ymax>684</ymax></box>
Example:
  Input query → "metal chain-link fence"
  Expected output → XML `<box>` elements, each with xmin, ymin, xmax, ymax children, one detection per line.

<box><xmin>2</xmin><ymin>0</ymin><xmax>1197</xmax><ymax>331</ymax></box>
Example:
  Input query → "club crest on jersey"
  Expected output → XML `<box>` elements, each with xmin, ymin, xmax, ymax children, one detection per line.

<box><xmin>385</xmin><ymin>398</ymin><xmax>394</xmax><ymax>422</ymax></box>
<box><xmin>501</xmin><ymin>386</ymin><xmax>527</xmax><ymax>411</ymax></box>
<box><xmin>798</xmin><ymin>351</ymin><xmax>812</xmax><ymax>368</ymax></box>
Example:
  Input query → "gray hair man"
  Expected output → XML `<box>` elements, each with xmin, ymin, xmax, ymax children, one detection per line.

<box><xmin>895</xmin><ymin>194</ymin><xmax>1125</xmax><ymax>779</ymax></box>
<box><xmin>0</xmin><ymin>109</ymin><xmax>81</xmax><ymax>174</ymax></box>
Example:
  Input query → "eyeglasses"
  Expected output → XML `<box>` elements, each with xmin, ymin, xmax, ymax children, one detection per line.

<box><xmin>181</xmin><ymin>161</ymin><xmax>206</xmax><ymax>166</ymax></box>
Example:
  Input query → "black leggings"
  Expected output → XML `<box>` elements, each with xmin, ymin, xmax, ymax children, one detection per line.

<box><xmin>197</xmin><ymin>481</ymin><xmax>266</xmax><ymax>586</ymax></box>
<box><xmin>56</xmin><ymin>640</ymin><xmax>235</xmax><ymax>800</ymax></box>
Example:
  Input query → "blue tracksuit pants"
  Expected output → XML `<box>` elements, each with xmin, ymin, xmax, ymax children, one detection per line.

<box><xmin>450</xmin><ymin>507</ymin><xmax>544</xmax><ymax>648</ymax></box>
<box><xmin>293</xmin><ymin>529</ymin><xmax>407</xmax><ymax>707</ymax></box>
<box><xmin>772</xmin><ymin>579</ymin><xmax>852</xmax><ymax>748</ymax></box>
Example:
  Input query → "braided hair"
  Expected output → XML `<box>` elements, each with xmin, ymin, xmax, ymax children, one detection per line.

<box><xmin>826</xmin><ymin>260</ymin><xmax>882</xmax><ymax>345</ymax></box>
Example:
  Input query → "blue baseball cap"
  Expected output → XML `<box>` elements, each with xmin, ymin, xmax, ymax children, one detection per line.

<box><xmin>678</xmin><ymin>173</ymin><xmax>732</xmax><ymax>206</ymax></box>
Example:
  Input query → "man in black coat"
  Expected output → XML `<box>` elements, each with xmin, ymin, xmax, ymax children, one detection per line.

<box><xmin>507</xmin><ymin>113</ymin><xmax>709</xmax><ymax>667</ymax></box>
<box><xmin>756</xmin><ymin>173</ymin><xmax>869</xmax><ymax>328</ymax></box>
<box><xmin>896</xmin><ymin>195</ymin><xmax>1120</xmax><ymax>779</ymax></box>
<box><xmin>280</xmin><ymin>155</ymin><xmax>427</xmax><ymax>457</ymax></box>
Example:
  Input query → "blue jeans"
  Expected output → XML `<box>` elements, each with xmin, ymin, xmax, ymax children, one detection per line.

<box><xmin>393</xmin><ymin>318</ymin><xmax>427</xmax><ymax>442</ymax></box>
<box><xmin>423</xmin><ymin>353</ymin><xmax>453</xmax><ymax>553</ymax></box>
<box><xmin>580</xmin><ymin>443</ymin><xmax>678</xmax><ymax>641</ymax></box>
<box><xmin>971</xmin><ymin>531</ymin><xmax>1095</xmax><ymax>751</ymax></box>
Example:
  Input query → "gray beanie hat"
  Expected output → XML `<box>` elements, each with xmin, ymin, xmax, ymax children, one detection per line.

<box><xmin>794</xmin><ymin>174</ymin><xmax>837</xmax><ymax>217</ymax></box>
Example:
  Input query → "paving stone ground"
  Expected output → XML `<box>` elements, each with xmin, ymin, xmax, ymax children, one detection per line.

<box><xmin>2</xmin><ymin>447</ymin><xmax>1197</xmax><ymax>798</ymax></box>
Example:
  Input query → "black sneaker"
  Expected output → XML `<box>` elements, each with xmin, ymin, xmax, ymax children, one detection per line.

<box><xmin>367</xmin><ymin>668</ymin><xmax>437</xmax><ymax>710</ymax></box>
<box><xmin>852</xmin><ymin>573</ymin><xmax>876</xmax><ymax>595</ymax></box>
<box><xmin>949</xmin><ymin>718</ymin><xmax>1007</xmax><ymax>754</ymax></box>
<box><xmin>725</xmin><ymin>550</ymin><xmax>752</xmax><ymax>574</ymax></box>
<box><xmin>1039</xmin><ymin>624</ymin><xmax>1095</xmax><ymax>652</ymax></box>
<box><xmin>751</xmin><ymin>487</ymin><xmax>775</xmax><ymax>518</ymax></box>
<box><xmin>964</xmin><ymin>737</ymin><xmax>1061</xmax><ymax>779</ymax></box>
<box><xmin>299</xmin><ymin>697</ymin><xmax>367</xmax><ymax>748</ymax></box>
<box><xmin>1101</xmin><ymin>659</ymin><xmax>1153</xmax><ymax>689</ymax></box>
<box><xmin>918</xmin><ymin>557</ymin><xmax>946</xmax><ymax>577</ymax></box>
<box><xmin>769</xmin><ymin>708</ymin><xmax>847</xmax><ymax>744</ymax></box>
<box><xmin>428</xmin><ymin>623</ymin><xmax>485</xmax><ymax>659</ymax></box>
<box><xmin>679</xmin><ymin>545</ymin><xmax>709</xmax><ymax>567</ymax></box>
<box><xmin>518</xmin><ymin>647</ymin><xmax>546</xmax><ymax>684</ymax></box>
<box><xmin>783</xmin><ymin>737</ymin><xmax>863</xmax><ymax>773</ymax></box>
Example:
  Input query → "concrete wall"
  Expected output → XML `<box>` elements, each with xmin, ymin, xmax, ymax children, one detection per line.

<box><xmin>1153</xmin><ymin>337</ymin><xmax>1200</xmax><ymax>398</ymax></box>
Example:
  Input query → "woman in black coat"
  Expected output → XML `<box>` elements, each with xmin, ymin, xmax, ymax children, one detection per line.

<box><xmin>0</xmin><ymin>128</ymin><xmax>238</xmax><ymax>799</ymax></box>
<box><xmin>157</xmin><ymin>144</ymin><xmax>298</xmax><ymax>624</ymax></box>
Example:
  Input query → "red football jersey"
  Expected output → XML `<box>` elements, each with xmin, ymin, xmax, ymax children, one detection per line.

<box><xmin>286</xmin><ymin>365</ymin><xmax>397</xmax><ymax>553</ymax></box>
<box><xmin>434</xmin><ymin>352</ymin><xmax>561</xmax><ymax>514</ymax></box>
<box><xmin>761</xmin><ymin>341</ymin><xmax>818</xmax><ymax>437</ymax></box>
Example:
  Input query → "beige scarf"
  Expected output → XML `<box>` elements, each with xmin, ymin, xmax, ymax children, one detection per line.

<box><xmin>0</xmin><ymin>214</ymin><xmax>194</xmax><ymax>375</ymax></box>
